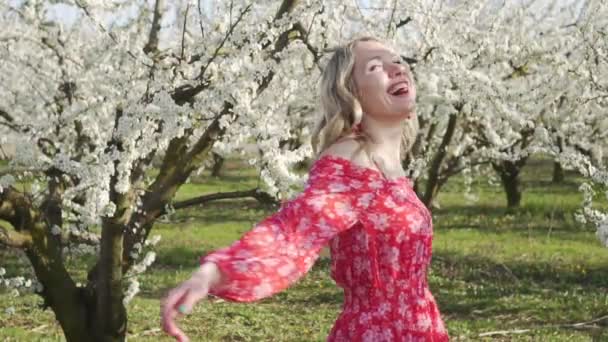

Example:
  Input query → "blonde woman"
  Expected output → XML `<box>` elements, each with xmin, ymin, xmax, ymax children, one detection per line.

<box><xmin>161</xmin><ymin>36</ymin><xmax>449</xmax><ymax>342</ymax></box>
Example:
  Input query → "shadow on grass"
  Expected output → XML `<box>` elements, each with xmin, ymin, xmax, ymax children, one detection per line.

<box><xmin>434</xmin><ymin>204</ymin><xmax>510</xmax><ymax>218</ymax></box>
<box><xmin>434</xmin><ymin>250</ymin><xmax>608</xmax><ymax>289</ymax></box>
<box><xmin>434</xmin><ymin>260</ymin><xmax>607</xmax><ymax>342</ymax></box>
<box><xmin>271</xmin><ymin>251</ymin><xmax>608</xmax><ymax>311</ymax></box>
<box><xmin>166</xmin><ymin>199</ymin><xmax>277</xmax><ymax>225</ymax></box>
<box><xmin>521</xmin><ymin>177</ymin><xmax>582</xmax><ymax>191</ymax></box>
<box><xmin>435</xmin><ymin>203</ymin><xmax>580</xmax><ymax>219</ymax></box>
<box><xmin>154</xmin><ymin>246</ymin><xmax>213</xmax><ymax>269</ymax></box>
<box><xmin>433</xmin><ymin>204</ymin><xmax>589</xmax><ymax>238</ymax></box>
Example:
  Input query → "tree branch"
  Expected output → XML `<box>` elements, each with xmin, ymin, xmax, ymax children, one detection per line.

<box><xmin>194</xmin><ymin>4</ymin><xmax>253</xmax><ymax>81</ymax></box>
<box><xmin>180</xmin><ymin>3</ymin><xmax>191</xmax><ymax>61</ymax></box>
<box><xmin>396</xmin><ymin>17</ymin><xmax>412</xmax><ymax>28</ymax></box>
<box><xmin>0</xmin><ymin>108</ymin><xmax>14</xmax><ymax>123</ymax></box>
<box><xmin>292</xmin><ymin>22</ymin><xmax>323</xmax><ymax>68</ymax></box>
<box><xmin>74</xmin><ymin>0</ymin><xmax>151</xmax><ymax>67</ymax></box>
<box><xmin>172</xmin><ymin>188</ymin><xmax>279</xmax><ymax>211</ymax></box>
<box><xmin>180</xmin><ymin>0</ymin><xmax>300</xmax><ymax>104</ymax></box>
<box><xmin>63</xmin><ymin>230</ymin><xmax>100</xmax><ymax>246</ymax></box>
<box><xmin>0</xmin><ymin>186</ymin><xmax>26</xmax><ymax>227</ymax></box>
<box><xmin>143</xmin><ymin>0</ymin><xmax>164</xmax><ymax>54</ymax></box>
<box><xmin>0</xmin><ymin>108</ymin><xmax>22</xmax><ymax>132</ymax></box>
<box><xmin>121</xmin><ymin>0</ymin><xmax>303</xmax><ymax>273</ymax></box>
<box><xmin>386</xmin><ymin>0</ymin><xmax>397</xmax><ymax>36</ymax></box>
<box><xmin>0</xmin><ymin>223</ymin><xmax>32</xmax><ymax>248</ymax></box>
<box><xmin>422</xmin><ymin>108</ymin><xmax>461</xmax><ymax>206</ymax></box>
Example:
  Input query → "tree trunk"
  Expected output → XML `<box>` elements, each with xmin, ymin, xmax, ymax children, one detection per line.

<box><xmin>422</xmin><ymin>112</ymin><xmax>459</xmax><ymax>207</ymax></box>
<box><xmin>501</xmin><ymin>168</ymin><xmax>521</xmax><ymax>208</ymax></box>
<box><xmin>25</xmin><ymin>228</ymin><xmax>92</xmax><ymax>341</ymax></box>
<box><xmin>94</xmin><ymin>219</ymin><xmax>128</xmax><ymax>341</ymax></box>
<box><xmin>552</xmin><ymin>161</ymin><xmax>564</xmax><ymax>183</ymax></box>
<box><xmin>493</xmin><ymin>159</ymin><xmax>526</xmax><ymax>209</ymax></box>
<box><xmin>92</xmin><ymin>151</ymin><xmax>134</xmax><ymax>341</ymax></box>
<box><xmin>552</xmin><ymin>135</ymin><xmax>564</xmax><ymax>183</ymax></box>
<box><xmin>211</xmin><ymin>152</ymin><xmax>224</xmax><ymax>177</ymax></box>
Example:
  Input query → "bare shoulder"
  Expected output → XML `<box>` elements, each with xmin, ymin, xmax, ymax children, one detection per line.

<box><xmin>317</xmin><ymin>137</ymin><xmax>371</xmax><ymax>166</ymax></box>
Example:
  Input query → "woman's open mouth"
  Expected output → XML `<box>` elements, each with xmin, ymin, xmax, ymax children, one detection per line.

<box><xmin>388</xmin><ymin>81</ymin><xmax>409</xmax><ymax>97</ymax></box>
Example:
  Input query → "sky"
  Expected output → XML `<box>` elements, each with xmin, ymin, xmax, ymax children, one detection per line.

<box><xmin>4</xmin><ymin>0</ymin><xmax>589</xmax><ymax>38</ymax></box>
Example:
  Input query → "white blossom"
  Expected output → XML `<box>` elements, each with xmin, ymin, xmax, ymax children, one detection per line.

<box><xmin>50</xmin><ymin>225</ymin><xmax>62</xmax><ymax>235</ymax></box>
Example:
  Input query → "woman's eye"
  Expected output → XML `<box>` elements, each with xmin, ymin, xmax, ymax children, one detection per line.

<box><xmin>369</xmin><ymin>64</ymin><xmax>380</xmax><ymax>71</ymax></box>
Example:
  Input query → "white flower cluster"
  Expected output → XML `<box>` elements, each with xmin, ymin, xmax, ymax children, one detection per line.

<box><xmin>597</xmin><ymin>221</ymin><xmax>608</xmax><ymax>248</ymax></box>
<box><xmin>0</xmin><ymin>174</ymin><xmax>15</xmax><ymax>193</ymax></box>
<box><xmin>122</xmin><ymin>278</ymin><xmax>140</xmax><ymax>306</ymax></box>
<box><xmin>123</xmin><ymin>235</ymin><xmax>161</xmax><ymax>305</ymax></box>
<box><xmin>575</xmin><ymin>178</ymin><xmax>608</xmax><ymax>247</ymax></box>
<box><xmin>0</xmin><ymin>268</ymin><xmax>43</xmax><ymax>296</ymax></box>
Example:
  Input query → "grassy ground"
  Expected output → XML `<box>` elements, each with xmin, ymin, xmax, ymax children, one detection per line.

<box><xmin>1</xmin><ymin>157</ymin><xmax>607</xmax><ymax>341</ymax></box>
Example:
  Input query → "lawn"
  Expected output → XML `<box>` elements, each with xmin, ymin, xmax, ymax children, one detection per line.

<box><xmin>1</xmin><ymin>157</ymin><xmax>607</xmax><ymax>341</ymax></box>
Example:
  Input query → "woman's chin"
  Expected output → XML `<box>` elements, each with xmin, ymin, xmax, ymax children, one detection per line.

<box><xmin>390</xmin><ymin>95</ymin><xmax>415</xmax><ymax>107</ymax></box>
<box><xmin>382</xmin><ymin>109</ymin><xmax>415</xmax><ymax>122</ymax></box>
<box><xmin>391</xmin><ymin>103</ymin><xmax>416</xmax><ymax>118</ymax></box>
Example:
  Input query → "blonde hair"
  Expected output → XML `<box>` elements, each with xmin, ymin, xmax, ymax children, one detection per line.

<box><xmin>311</xmin><ymin>36</ymin><xmax>419</xmax><ymax>161</ymax></box>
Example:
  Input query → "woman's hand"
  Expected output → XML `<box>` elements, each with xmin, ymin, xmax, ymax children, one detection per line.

<box><xmin>161</xmin><ymin>261</ymin><xmax>223</xmax><ymax>342</ymax></box>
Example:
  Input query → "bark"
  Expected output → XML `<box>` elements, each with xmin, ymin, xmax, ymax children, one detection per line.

<box><xmin>89</xmin><ymin>106</ymin><xmax>134</xmax><ymax>341</ymax></box>
<box><xmin>94</xmin><ymin>191</ymin><xmax>131</xmax><ymax>341</ymax></box>
<box><xmin>2</xmin><ymin>184</ymin><xmax>90</xmax><ymax>341</ymax></box>
<box><xmin>143</xmin><ymin>0</ymin><xmax>164</xmax><ymax>54</ymax></box>
<box><xmin>552</xmin><ymin>161</ymin><xmax>564</xmax><ymax>183</ymax></box>
<box><xmin>408</xmin><ymin>107</ymin><xmax>436</xmax><ymax>198</ymax></box>
<box><xmin>552</xmin><ymin>136</ymin><xmax>564</xmax><ymax>183</ymax></box>
<box><xmin>0</xmin><ymin>223</ymin><xmax>32</xmax><ymax>248</ymax></box>
<box><xmin>492</xmin><ymin>158</ymin><xmax>527</xmax><ymax>209</ymax></box>
<box><xmin>422</xmin><ymin>111</ymin><xmax>459</xmax><ymax>208</ymax></box>
<box><xmin>211</xmin><ymin>152</ymin><xmax>224</xmax><ymax>177</ymax></box>
<box><xmin>172</xmin><ymin>188</ymin><xmax>279</xmax><ymax>211</ymax></box>
<box><xmin>25</xmin><ymin>221</ymin><xmax>90</xmax><ymax>341</ymax></box>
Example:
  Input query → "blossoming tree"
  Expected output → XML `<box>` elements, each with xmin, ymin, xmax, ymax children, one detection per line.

<box><xmin>0</xmin><ymin>0</ymin><xmax>329</xmax><ymax>339</ymax></box>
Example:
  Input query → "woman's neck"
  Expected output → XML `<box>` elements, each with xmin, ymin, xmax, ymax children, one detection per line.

<box><xmin>360</xmin><ymin>117</ymin><xmax>403</xmax><ymax>162</ymax></box>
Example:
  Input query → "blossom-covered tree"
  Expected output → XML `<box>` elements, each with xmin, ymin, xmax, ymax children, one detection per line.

<box><xmin>0</xmin><ymin>0</ymin><xmax>328</xmax><ymax>339</ymax></box>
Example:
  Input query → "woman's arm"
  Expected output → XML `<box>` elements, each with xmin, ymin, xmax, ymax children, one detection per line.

<box><xmin>199</xmin><ymin>175</ymin><xmax>361</xmax><ymax>302</ymax></box>
<box><xmin>161</xmin><ymin>151</ymin><xmax>365</xmax><ymax>341</ymax></box>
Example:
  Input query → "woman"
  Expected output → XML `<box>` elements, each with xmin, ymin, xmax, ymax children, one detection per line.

<box><xmin>161</xmin><ymin>36</ymin><xmax>449</xmax><ymax>342</ymax></box>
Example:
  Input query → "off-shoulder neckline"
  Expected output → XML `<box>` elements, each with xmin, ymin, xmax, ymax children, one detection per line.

<box><xmin>315</xmin><ymin>154</ymin><xmax>412</xmax><ymax>185</ymax></box>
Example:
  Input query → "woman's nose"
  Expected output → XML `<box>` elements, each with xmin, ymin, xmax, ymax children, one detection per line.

<box><xmin>387</xmin><ymin>63</ymin><xmax>405</xmax><ymax>78</ymax></box>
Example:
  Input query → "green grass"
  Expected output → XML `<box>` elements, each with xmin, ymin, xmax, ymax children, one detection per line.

<box><xmin>1</xmin><ymin>157</ymin><xmax>607</xmax><ymax>341</ymax></box>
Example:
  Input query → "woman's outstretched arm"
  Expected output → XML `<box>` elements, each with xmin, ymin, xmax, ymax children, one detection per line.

<box><xmin>161</xmin><ymin>159</ymin><xmax>365</xmax><ymax>341</ymax></box>
<box><xmin>200</xmin><ymin>176</ymin><xmax>361</xmax><ymax>302</ymax></box>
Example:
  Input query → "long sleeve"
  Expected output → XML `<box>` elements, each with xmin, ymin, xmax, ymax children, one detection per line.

<box><xmin>200</xmin><ymin>167</ymin><xmax>364</xmax><ymax>302</ymax></box>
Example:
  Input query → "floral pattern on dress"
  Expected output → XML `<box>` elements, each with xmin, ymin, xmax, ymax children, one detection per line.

<box><xmin>201</xmin><ymin>154</ymin><xmax>449</xmax><ymax>341</ymax></box>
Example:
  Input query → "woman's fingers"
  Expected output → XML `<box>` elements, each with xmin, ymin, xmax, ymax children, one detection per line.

<box><xmin>161</xmin><ymin>280</ymin><xmax>209</xmax><ymax>341</ymax></box>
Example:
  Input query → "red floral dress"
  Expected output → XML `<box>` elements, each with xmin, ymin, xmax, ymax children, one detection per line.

<box><xmin>200</xmin><ymin>154</ymin><xmax>449</xmax><ymax>341</ymax></box>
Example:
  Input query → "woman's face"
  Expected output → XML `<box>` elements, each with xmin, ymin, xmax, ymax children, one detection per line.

<box><xmin>352</xmin><ymin>40</ymin><xmax>416</xmax><ymax>121</ymax></box>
